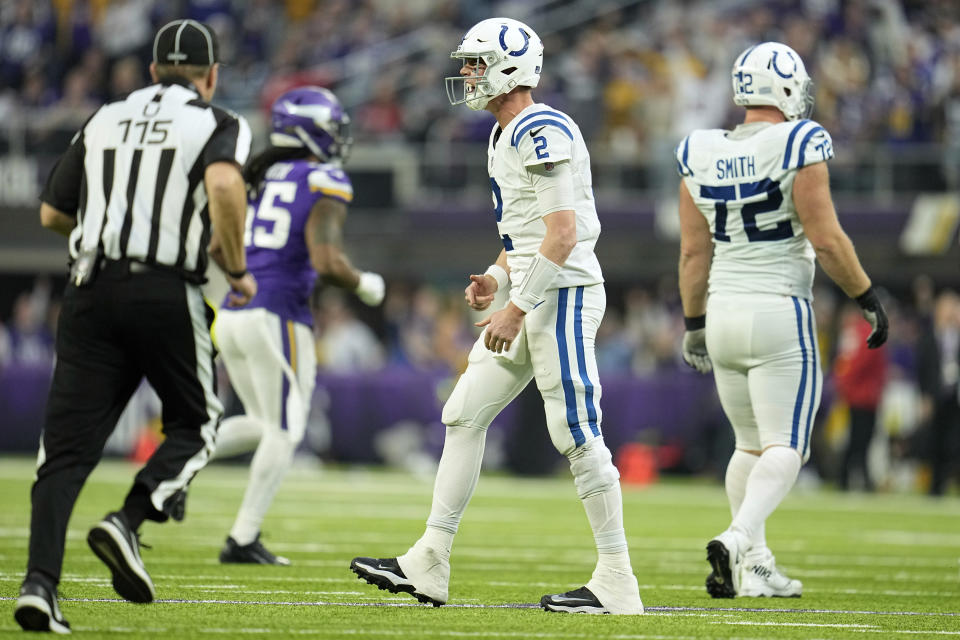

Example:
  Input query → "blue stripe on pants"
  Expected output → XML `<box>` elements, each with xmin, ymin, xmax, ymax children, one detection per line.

<box><xmin>802</xmin><ymin>299</ymin><xmax>817</xmax><ymax>457</ymax></box>
<box><xmin>573</xmin><ymin>286</ymin><xmax>600</xmax><ymax>437</ymax></box>
<box><xmin>790</xmin><ymin>296</ymin><xmax>808</xmax><ymax>449</ymax></box>
<box><xmin>556</xmin><ymin>288</ymin><xmax>585</xmax><ymax>447</ymax></box>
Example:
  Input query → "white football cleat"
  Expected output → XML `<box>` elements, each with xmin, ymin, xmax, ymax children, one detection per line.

<box><xmin>581</xmin><ymin>566</ymin><xmax>644</xmax><ymax>615</ymax></box>
<box><xmin>739</xmin><ymin>549</ymin><xmax>802</xmax><ymax>597</ymax></box>
<box><xmin>396</xmin><ymin>542</ymin><xmax>450</xmax><ymax>605</ymax></box>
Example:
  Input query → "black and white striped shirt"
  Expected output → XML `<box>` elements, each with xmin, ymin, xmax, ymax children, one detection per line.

<box><xmin>41</xmin><ymin>78</ymin><xmax>251</xmax><ymax>282</ymax></box>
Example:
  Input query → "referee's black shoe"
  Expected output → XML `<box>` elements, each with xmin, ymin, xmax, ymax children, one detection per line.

<box><xmin>87</xmin><ymin>512</ymin><xmax>155</xmax><ymax>603</ymax></box>
<box><xmin>220</xmin><ymin>534</ymin><xmax>291</xmax><ymax>565</ymax></box>
<box><xmin>14</xmin><ymin>577</ymin><xmax>70</xmax><ymax>634</ymax></box>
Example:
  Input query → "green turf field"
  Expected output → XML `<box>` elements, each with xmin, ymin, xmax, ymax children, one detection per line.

<box><xmin>0</xmin><ymin>457</ymin><xmax>957</xmax><ymax>638</ymax></box>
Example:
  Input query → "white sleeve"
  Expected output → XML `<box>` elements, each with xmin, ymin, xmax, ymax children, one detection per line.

<box><xmin>783</xmin><ymin>120</ymin><xmax>834</xmax><ymax>170</ymax></box>
<box><xmin>675</xmin><ymin>134</ymin><xmax>694</xmax><ymax>177</ymax></box>
<box><xmin>513</xmin><ymin>119</ymin><xmax>574</xmax><ymax>167</ymax></box>
<box><xmin>528</xmin><ymin>160</ymin><xmax>574</xmax><ymax>215</ymax></box>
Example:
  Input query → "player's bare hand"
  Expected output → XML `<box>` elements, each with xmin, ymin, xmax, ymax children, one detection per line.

<box><xmin>476</xmin><ymin>303</ymin><xmax>524</xmax><ymax>353</ymax></box>
<box><xmin>465</xmin><ymin>274</ymin><xmax>497</xmax><ymax>311</ymax></box>
<box><xmin>226</xmin><ymin>272</ymin><xmax>257</xmax><ymax>307</ymax></box>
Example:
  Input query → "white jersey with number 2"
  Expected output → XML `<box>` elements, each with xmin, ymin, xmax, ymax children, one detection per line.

<box><xmin>487</xmin><ymin>102</ymin><xmax>603</xmax><ymax>289</ymax></box>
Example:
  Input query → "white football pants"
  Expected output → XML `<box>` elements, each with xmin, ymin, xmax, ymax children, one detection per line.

<box><xmin>214</xmin><ymin>308</ymin><xmax>316</xmax><ymax>542</ymax></box>
<box><xmin>216</xmin><ymin>308</ymin><xmax>317</xmax><ymax>445</ymax></box>
<box><xmin>706</xmin><ymin>293</ymin><xmax>822</xmax><ymax>461</ymax></box>
<box><xmin>442</xmin><ymin>284</ymin><xmax>605</xmax><ymax>455</ymax></box>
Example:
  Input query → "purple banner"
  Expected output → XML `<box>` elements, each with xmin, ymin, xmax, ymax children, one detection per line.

<box><xmin>317</xmin><ymin>367</ymin><xmax>722</xmax><ymax>463</ymax></box>
<box><xmin>1</xmin><ymin>363</ymin><xmax>724</xmax><ymax>464</ymax></box>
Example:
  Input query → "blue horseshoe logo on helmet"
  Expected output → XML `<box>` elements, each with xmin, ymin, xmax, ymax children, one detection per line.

<box><xmin>499</xmin><ymin>25</ymin><xmax>529</xmax><ymax>57</ymax></box>
<box><xmin>770</xmin><ymin>51</ymin><xmax>796</xmax><ymax>79</ymax></box>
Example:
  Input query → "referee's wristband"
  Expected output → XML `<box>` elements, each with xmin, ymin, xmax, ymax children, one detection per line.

<box><xmin>226</xmin><ymin>268</ymin><xmax>248</xmax><ymax>279</ymax></box>
<box><xmin>684</xmin><ymin>315</ymin><xmax>706</xmax><ymax>331</ymax></box>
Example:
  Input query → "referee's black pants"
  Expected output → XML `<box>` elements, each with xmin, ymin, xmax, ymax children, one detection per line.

<box><xmin>26</xmin><ymin>260</ymin><xmax>222</xmax><ymax>585</ymax></box>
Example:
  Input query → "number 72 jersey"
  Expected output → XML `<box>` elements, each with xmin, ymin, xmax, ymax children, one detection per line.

<box><xmin>676</xmin><ymin>119</ymin><xmax>834</xmax><ymax>301</ymax></box>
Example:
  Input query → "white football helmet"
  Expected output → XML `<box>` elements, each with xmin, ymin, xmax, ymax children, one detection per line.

<box><xmin>731</xmin><ymin>42</ymin><xmax>814</xmax><ymax>121</ymax></box>
<box><xmin>445</xmin><ymin>17</ymin><xmax>544</xmax><ymax>111</ymax></box>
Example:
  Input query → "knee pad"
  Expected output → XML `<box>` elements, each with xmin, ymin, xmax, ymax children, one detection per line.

<box><xmin>440</xmin><ymin>387</ymin><xmax>466</xmax><ymax>427</ymax></box>
<box><xmin>568</xmin><ymin>437</ymin><xmax>620</xmax><ymax>499</ymax></box>
<box><xmin>440</xmin><ymin>378</ymin><xmax>489</xmax><ymax>430</ymax></box>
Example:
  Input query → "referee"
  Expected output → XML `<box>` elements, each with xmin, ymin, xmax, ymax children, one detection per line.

<box><xmin>15</xmin><ymin>19</ymin><xmax>255</xmax><ymax>633</ymax></box>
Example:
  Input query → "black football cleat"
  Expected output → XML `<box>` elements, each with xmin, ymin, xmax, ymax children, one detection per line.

<box><xmin>540</xmin><ymin>586</ymin><xmax>609</xmax><ymax>614</ymax></box>
<box><xmin>706</xmin><ymin>539</ymin><xmax>737</xmax><ymax>598</ymax></box>
<box><xmin>350</xmin><ymin>556</ymin><xmax>444</xmax><ymax>607</ymax></box>
<box><xmin>705</xmin><ymin>569</ymin><xmax>734</xmax><ymax>598</ymax></box>
<box><xmin>220</xmin><ymin>535</ymin><xmax>291</xmax><ymax>565</ymax></box>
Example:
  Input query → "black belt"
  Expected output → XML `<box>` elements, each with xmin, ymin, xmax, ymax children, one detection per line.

<box><xmin>99</xmin><ymin>258</ymin><xmax>157</xmax><ymax>274</ymax></box>
<box><xmin>71</xmin><ymin>254</ymin><xmax>203</xmax><ymax>285</ymax></box>
<box><xmin>100</xmin><ymin>258</ymin><xmax>198</xmax><ymax>281</ymax></box>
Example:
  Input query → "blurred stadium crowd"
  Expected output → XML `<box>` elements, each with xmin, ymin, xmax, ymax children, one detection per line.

<box><xmin>1</xmin><ymin>0</ymin><xmax>960</xmax><ymax>176</ymax></box>
<box><xmin>1</xmin><ymin>0</ymin><xmax>959</xmax><ymax>492</ymax></box>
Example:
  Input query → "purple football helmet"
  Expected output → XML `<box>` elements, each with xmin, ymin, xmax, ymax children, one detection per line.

<box><xmin>270</xmin><ymin>86</ymin><xmax>352</xmax><ymax>163</ymax></box>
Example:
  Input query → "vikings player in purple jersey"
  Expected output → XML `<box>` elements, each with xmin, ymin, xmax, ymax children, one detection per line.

<box><xmin>212</xmin><ymin>86</ymin><xmax>385</xmax><ymax>564</ymax></box>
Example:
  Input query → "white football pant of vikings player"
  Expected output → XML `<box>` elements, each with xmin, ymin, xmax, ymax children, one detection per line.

<box><xmin>213</xmin><ymin>308</ymin><xmax>317</xmax><ymax>549</ymax></box>
<box><xmin>392</xmin><ymin>284</ymin><xmax>641</xmax><ymax>613</ymax></box>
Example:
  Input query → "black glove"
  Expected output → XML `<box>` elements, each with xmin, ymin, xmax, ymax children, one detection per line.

<box><xmin>855</xmin><ymin>287</ymin><xmax>888</xmax><ymax>349</ymax></box>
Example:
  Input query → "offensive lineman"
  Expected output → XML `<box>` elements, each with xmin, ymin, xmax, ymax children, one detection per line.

<box><xmin>350</xmin><ymin>18</ymin><xmax>643</xmax><ymax>615</ymax></box>
<box><xmin>676</xmin><ymin>42</ymin><xmax>889</xmax><ymax>598</ymax></box>
<box><xmin>212</xmin><ymin>86</ymin><xmax>385</xmax><ymax>564</ymax></box>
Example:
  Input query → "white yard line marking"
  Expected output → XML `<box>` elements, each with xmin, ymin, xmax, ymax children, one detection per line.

<box><xmin>54</xmin><ymin>626</ymin><xmax>960</xmax><ymax>639</ymax></box>
<box><xmin>864</xmin><ymin>531</ymin><xmax>960</xmax><ymax>546</ymax></box>
<box><xmin>852</xmin><ymin>632</ymin><xmax>960</xmax><ymax>636</ymax></box>
<box><xmin>6</xmin><ymin>573</ymin><xmax>953</xmax><ymax>599</ymax></box>
<box><xmin>70</xmin><ymin>630</ymin><xmax>715</xmax><ymax>640</ymax></box>
<box><xmin>655</xmin><ymin>606</ymin><xmax>960</xmax><ymax>617</ymax></box>
<box><xmin>78</xmin><ymin>631</ymin><xmax>186</xmax><ymax>637</ymax></box>
<box><xmin>0</xmin><ymin>572</ymin><xmax>355</xmax><ymax>583</ymax></box>
<box><xmin>8</xmin><ymin>570</ymin><xmax>956</xmax><ymax>601</ymax></box>
<box><xmin>719</xmin><ymin>621</ymin><xmax>878</xmax><ymax>628</ymax></box>
<box><xmin>797</xmin><ymin>555</ymin><xmax>959</xmax><ymax>568</ymax></box>
<box><xmin>834</xmin><ymin>588</ymin><xmax>960</xmax><ymax>597</ymax></box>
<box><xmin>1</xmin><ymin>596</ymin><xmax>957</xmax><ymax>617</ymax></box>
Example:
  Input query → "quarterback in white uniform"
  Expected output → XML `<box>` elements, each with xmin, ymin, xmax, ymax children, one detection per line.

<box><xmin>350</xmin><ymin>17</ymin><xmax>643</xmax><ymax>615</ymax></box>
<box><xmin>677</xmin><ymin>42</ymin><xmax>889</xmax><ymax>598</ymax></box>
